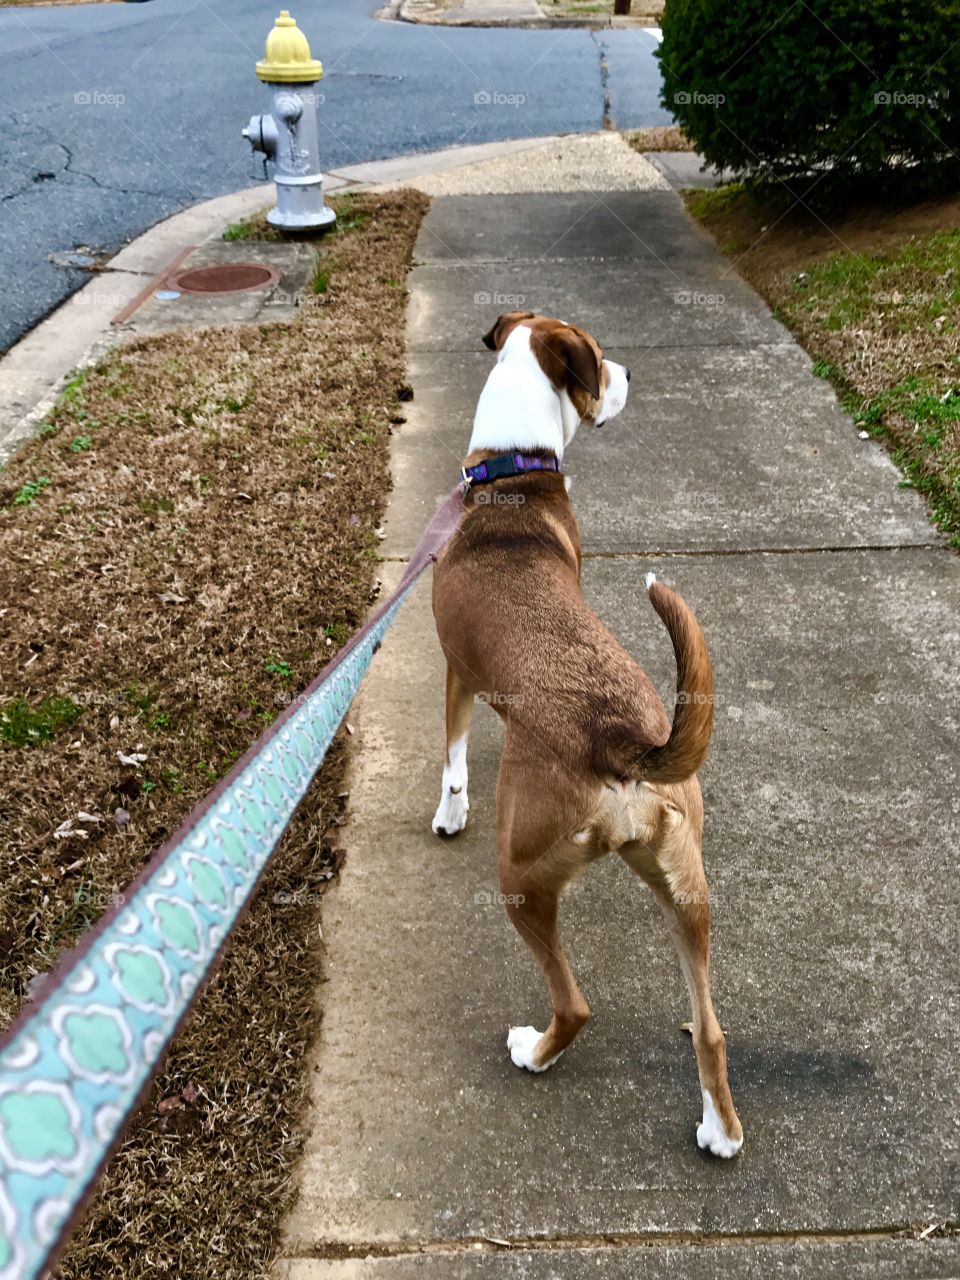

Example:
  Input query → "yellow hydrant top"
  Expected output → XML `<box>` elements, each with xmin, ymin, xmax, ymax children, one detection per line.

<box><xmin>256</xmin><ymin>10</ymin><xmax>324</xmax><ymax>83</ymax></box>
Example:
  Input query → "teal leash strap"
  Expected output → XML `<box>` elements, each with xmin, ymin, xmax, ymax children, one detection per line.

<box><xmin>0</xmin><ymin>489</ymin><xmax>464</xmax><ymax>1280</ymax></box>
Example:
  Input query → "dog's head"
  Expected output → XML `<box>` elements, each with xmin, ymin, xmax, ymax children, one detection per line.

<box><xmin>482</xmin><ymin>311</ymin><xmax>630</xmax><ymax>431</ymax></box>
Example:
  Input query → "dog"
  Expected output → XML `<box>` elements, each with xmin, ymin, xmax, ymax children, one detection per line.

<box><xmin>430</xmin><ymin>310</ymin><xmax>743</xmax><ymax>1158</ymax></box>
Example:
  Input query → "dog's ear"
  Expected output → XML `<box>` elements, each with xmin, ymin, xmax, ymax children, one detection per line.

<box><xmin>482</xmin><ymin>310</ymin><xmax>535</xmax><ymax>351</ymax></box>
<box><xmin>561</xmin><ymin>329</ymin><xmax>602</xmax><ymax>401</ymax></box>
<box><xmin>534</xmin><ymin>326</ymin><xmax>602</xmax><ymax>403</ymax></box>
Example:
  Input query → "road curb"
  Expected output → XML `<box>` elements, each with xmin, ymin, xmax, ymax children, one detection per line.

<box><xmin>0</xmin><ymin>135</ymin><xmax>572</xmax><ymax>466</ymax></box>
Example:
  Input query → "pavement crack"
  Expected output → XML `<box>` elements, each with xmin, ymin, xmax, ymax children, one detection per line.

<box><xmin>589</xmin><ymin>30</ymin><xmax>613</xmax><ymax>129</ymax></box>
<box><xmin>61</xmin><ymin>145</ymin><xmax>169</xmax><ymax>200</ymax></box>
<box><xmin>1</xmin><ymin>140</ymin><xmax>167</xmax><ymax>205</ymax></box>
<box><xmin>1</xmin><ymin>138</ymin><xmax>70</xmax><ymax>204</ymax></box>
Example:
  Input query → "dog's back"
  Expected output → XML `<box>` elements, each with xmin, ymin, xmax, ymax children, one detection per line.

<box><xmin>433</xmin><ymin>469</ymin><xmax>708</xmax><ymax>788</ymax></box>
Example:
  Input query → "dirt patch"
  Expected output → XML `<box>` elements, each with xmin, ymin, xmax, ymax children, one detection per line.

<box><xmin>625</xmin><ymin>125</ymin><xmax>693</xmax><ymax>153</ymax></box>
<box><xmin>686</xmin><ymin>185</ymin><xmax>960</xmax><ymax>548</ymax></box>
<box><xmin>540</xmin><ymin>0</ymin><xmax>663</xmax><ymax>20</ymax></box>
<box><xmin>0</xmin><ymin>188</ymin><xmax>428</xmax><ymax>1279</ymax></box>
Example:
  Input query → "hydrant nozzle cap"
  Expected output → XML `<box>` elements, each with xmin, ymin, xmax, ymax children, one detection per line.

<box><xmin>256</xmin><ymin>10</ymin><xmax>324</xmax><ymax>83</ymax></box>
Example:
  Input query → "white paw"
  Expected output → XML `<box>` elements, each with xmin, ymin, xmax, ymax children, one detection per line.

<box><xmin>432</xmin><ymin>787</ymin><xmax>468</xmax><ymax>837</ymax></box>
<box><xmin>507</xmin><ymin>1025</ymin><xmax>561</xmax><ymax>1073</ymax></box>
<box><xmin>696</xmin><ymin>1088</ymin><xmax>743</xmax><ymax>1159</ymax></box>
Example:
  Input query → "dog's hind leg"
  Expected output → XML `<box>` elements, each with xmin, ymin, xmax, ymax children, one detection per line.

<box><xmin>432</xmin><ymin>664</ymin><xmax>474</xmax><ymax>837</ymax></box>
<box><xmin>620</xmin><ymin>801</ymin><xmax>743</xmax><ymax>1157</ymax></box>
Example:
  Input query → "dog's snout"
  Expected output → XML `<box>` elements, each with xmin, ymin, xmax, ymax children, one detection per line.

<box><xmin>626</xmin><ymin>369</ymin><xmax>631</xmax><ymax>382</ymax></box>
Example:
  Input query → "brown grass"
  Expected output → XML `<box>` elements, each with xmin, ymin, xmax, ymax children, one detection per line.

<box><xmin>539</xmin><ymin>0</ymin><xmax>663</xmax><ymax>19</ymax></box>
<box><xmin>0</xmin><ymin>188</ymin><xmax>429</xmax><ymax>1279</ymax></box>
<box><xmin>625</xmin><ymin>125</ymin><xmax>694</xmax><ymax>154</ymax></box>
<box><xmin>686</xmin><ymin>185</ymin><xmax>960</xmax><ymax>548</ymax></box>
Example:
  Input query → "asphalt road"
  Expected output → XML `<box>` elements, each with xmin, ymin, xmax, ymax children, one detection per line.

<box><xmin>0</xmin><ymin>0</ymin><xmax>669</xmax><ymax>351</ymax></box>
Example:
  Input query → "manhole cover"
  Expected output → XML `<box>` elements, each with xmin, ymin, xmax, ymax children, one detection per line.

<box><xmin>167</xmin><ymin>263</ymin><xmax>281</xmax><ymax>295</ymax></box>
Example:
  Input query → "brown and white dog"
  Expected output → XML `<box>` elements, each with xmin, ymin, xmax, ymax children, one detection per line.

<box><xmin>430</xmin><ymin>311</ymin><xmax>743</xmax><ymax>1158</ymax></box>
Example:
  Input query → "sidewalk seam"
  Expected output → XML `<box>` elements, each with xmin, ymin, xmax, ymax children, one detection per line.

<box><xmin>285</xmin><ymin>1222</ymin><xmax>955</xmax><ymax>1260</ymax></box>
<box><xmin>408</xmin><ymin>342</ymin><xmax>797</xmax><ymax>354</ymax></box>
<box><xmin>380</xmin><ymin>542</ymin><xmax>944</xmax><ymax>563</ymax></box>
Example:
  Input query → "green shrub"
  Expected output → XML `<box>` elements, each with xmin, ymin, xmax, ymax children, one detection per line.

<box><xmin>659</xmin><ymin>0</ymin><xmax>960</xmax><ymax>192</ymax></box>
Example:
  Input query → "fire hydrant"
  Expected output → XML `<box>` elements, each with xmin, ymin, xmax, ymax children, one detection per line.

<box><xmin>242</xmin><ymin>10</ymin><xmax>336</xmax><ymax>231</ymax></box>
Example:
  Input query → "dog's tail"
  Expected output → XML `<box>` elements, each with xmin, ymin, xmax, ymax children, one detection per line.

<box><xmin>607</xmin><ymin>573</ymin><xmax>715</xmax><ymax>785</ymax></box>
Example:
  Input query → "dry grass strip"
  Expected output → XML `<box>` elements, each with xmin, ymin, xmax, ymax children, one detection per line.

<box><xmin>686</xmin><ymin>186</ymin><xmax>960</xmax><ymax>548</ymax></box>
<box><xmin>0</xmin><ymin>188</ymin><xmax>429</xmax><ymax>1280</ymax></box>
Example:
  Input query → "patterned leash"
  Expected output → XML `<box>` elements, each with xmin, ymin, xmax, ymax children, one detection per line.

<box><xmin>0</xmin><ymin>489</ymin><xmax>464</xmax><ymax>1280</ymax></box>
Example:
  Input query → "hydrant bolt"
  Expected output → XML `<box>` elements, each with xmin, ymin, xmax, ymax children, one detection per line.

<box><xmin>243</xmin><ymin>114</ymin><xmax>278</xmax><ymax>159</ymax></box>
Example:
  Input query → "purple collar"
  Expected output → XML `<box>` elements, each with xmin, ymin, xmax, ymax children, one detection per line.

<box><xmin>460</xmin><ymin>451</ymin><xmax>561</xmax><ymax>488</ymax></box>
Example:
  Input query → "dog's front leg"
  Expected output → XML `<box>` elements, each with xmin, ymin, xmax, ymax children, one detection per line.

<box><xmin>432</xmin><ymin>665</ymin><xmax>474</xmax><ymax>837</ymax></box>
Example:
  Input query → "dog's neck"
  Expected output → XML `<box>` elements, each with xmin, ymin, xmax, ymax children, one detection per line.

<box><xmin>467</xmin><ymin>327</ymin><xmax>581</xmax><ymax>461</ymax></box>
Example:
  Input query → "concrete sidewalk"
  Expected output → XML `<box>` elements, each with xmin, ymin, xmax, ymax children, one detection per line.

<box><xmin>277</xmin><ymin>178</ymin><xmax>960</xmax><ymax>1275</ymax></box>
